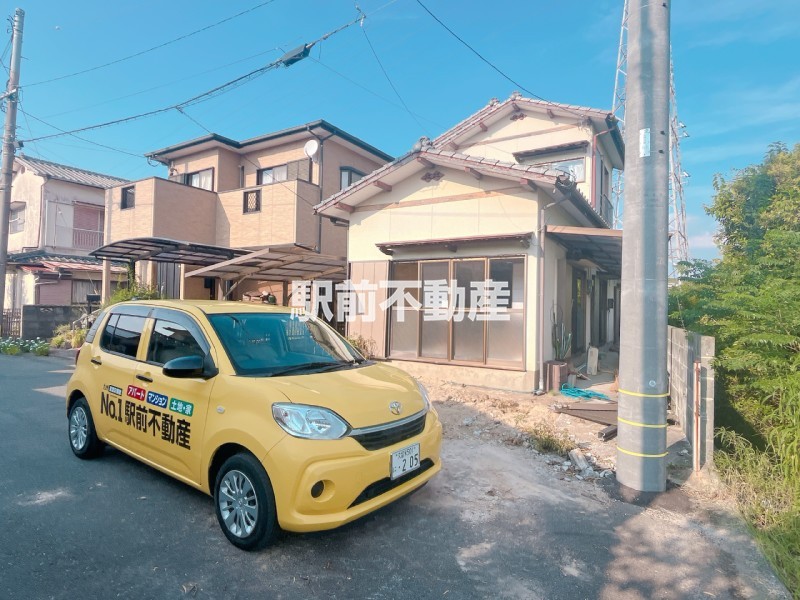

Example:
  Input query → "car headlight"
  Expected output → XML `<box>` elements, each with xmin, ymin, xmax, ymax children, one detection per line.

<box><xmin>272</xmin><ymin>403</ymin><xmax>349</xmax><ymax>440</ymax></box>
<box><xmin>416</xmin><ymin>380</ymin><xmax>431</xmax><ymax>412</ymax></box>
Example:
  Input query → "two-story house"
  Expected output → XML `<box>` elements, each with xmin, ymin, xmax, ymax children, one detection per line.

<box><xmin>315</xmin><ymin>94</ymin><xmax>625</xmax><ymax>392</ymax></box>
<box><xmin>4</xmin><ymin>155</ymin><xmax>128</xmax><ymax>311</ymax></box>
<box><xmin>99</xmin><ymin>120</ymin><xmax>391</xmax><ymax>301</ymax></box>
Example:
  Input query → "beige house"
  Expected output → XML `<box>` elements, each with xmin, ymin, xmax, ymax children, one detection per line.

<box><xmin>101</xmin><ymin>121</ymin><xmax>391</xmax><ymax>301</ymax></box>
<box><xmin>316</xmin><ymin>94</ymin><xmax>624</xmax><ymax>391</ymax></box>
<box><xmin>4</xmin><ymin>155</ymin><xmax>127</xmax><ymax>310</ymax></box>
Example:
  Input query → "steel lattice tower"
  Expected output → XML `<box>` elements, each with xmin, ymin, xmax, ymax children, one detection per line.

<box><xmin>611</xmin><ymin>0</ymin><xmax>690</xmax><ymax>277</ymax></box>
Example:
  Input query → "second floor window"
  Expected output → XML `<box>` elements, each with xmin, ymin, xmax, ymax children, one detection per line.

<box><xmin>184</xmin><ymin>168</ymin><xmax>213</xmax><ymax>191</ymax></box>
<box><xmin>340</xmin><ymin>167</ymin><xmax>364</xmax><ymax>190</ymax></box>
<box><xmin>9</xmin><ymin>207</ymin><xmax>24</xmax><ymax>233</ymax></box>
<box><xmin>258</xmin><ymin>165</ymin><xmax>288</xmax><ymax>185</ymax></box>
<box><xmin>121</xmin><ymin>186</ymin><xmax>135</xmax><ymax>209</ymax></box>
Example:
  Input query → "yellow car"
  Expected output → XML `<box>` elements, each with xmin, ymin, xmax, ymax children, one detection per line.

<box><xmin>66</xmin><ymin>300</ymin><xmax>442</xmax><ymax>550</ymax></box>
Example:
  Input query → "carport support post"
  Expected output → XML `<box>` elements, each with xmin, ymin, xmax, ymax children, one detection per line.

<box><xmin>616</xmin><ymin>0</ymin><xmax>670</xmax><ymax>492</ymax></box>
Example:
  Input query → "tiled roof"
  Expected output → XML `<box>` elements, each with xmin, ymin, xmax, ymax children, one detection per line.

<box><xmin>8</xmin><ymin>251</ymin><xmax>104</xmax><ymax>266</ymax></box>
<box><xmin>16</xmin><ymin>155</ymin><xmax>129</xmax><ymax>189</ymax></box>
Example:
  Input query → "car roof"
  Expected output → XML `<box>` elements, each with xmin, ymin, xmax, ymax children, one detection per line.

<box><xmin>111</xmin><ymin>300</ymin><xmax>296</xmax><ymax>316</ymax></box>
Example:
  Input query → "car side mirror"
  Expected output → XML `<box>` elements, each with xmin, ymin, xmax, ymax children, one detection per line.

<box><xmin>163</xmin><ymin>354</ymin><xmax>217</xmax><ymax>379</ymax></box>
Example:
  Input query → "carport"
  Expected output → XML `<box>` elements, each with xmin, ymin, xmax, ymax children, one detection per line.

<box><xmin>92</xmin><ymin>237</ymin><xmax>346</xmax><ymax>302</ymax></box>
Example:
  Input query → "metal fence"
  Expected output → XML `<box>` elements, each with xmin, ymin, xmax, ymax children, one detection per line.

<box><xmin>1</xmin><ymin>309</ymin><xmax>21</xmax><ymax>338</ymax></box>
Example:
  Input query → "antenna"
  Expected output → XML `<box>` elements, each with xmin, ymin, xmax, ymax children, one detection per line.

<box><xmin>303</xmin><ymin>139</ymin><xmax>320</xmax><ymax>162</ymax></box>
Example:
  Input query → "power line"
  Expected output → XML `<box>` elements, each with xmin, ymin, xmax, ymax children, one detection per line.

<box><xmin>413</xmin><ymin>0</ymin><xmax>587</xmax><ymax>120</ymax></box>
<box><xmin>20</xmin><ymin>108</ymin><xmax>145</xmax><ymax>157</ymax></box>
<box><xmin>20</xmin><ymin>13</ymin><xmax>364</xmax><ymax>144</ymax></box>
<box><xmin>27</xmin><ymin>1</ymin><xmax>279</xmax><ymax>87</ymax></box>
<box><xmin>359</xmin><ymin>17</ymin><xmax>429</xmax><ymax>135</ymax></box>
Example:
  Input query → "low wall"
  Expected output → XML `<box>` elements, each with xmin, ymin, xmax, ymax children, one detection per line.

<box><xmin>20</xmin><ymin>305</ymin><xmax>84</xmax><ymax>340</ymax></box>
<box><xmin>667</xmin><ymin>326</ymin><xmax>715</xmax><ymax>469</ymax></box>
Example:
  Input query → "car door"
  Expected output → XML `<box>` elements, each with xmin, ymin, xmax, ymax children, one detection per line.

<box><xmin>91</xmin><ymin>309</ymin><xmax>150</xmax><ymax>448</ymax></box>
<box><xmin>131</xmin><ymin>308</ymin><xmax>216</xmax><ymax>486</ymax></box>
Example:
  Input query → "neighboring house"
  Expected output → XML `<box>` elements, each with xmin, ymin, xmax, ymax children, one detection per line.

<box><xmin>102</xmin><ymin>120</ymin><xmax>391</xmax><ymax>301</ymax></box>
<box><xmin>4</xmin><ymin>155</ymin><xmax>128</xmax><ymax>310</ymax></box>
<box><xmin>316</xmin><ymin>93</ymin><xmax>625</xmax><ymax>391</ymax></box>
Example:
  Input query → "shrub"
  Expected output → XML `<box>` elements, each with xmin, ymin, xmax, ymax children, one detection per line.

<box><xmin>346</xmin><ymin>334</ymin><xmax>376</xmax><ymax>359</ymax></box>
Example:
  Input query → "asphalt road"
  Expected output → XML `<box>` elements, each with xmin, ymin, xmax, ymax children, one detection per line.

<box><xmin>0</xmin><ymin>355</ymin><xmax>789</xmax><ymax>600</ymax></box>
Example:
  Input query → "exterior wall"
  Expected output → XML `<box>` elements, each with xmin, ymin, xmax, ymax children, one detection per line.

<box><xmin>216</xmin><ymin>148</ymin><xmax>242</xmax><ymax>192</ymax></box>
<box><xmin>8</xmin><ymin>169</ymin><xmax>45</xmax><ymax>252</ymax></box>
<box><xmin>241</xmin><ymin>141</ymin><xmax>310</xmax><ymax>188</ymax></box>
<box><xmin>4</xmin><ymin>270</ymin><xmax>36</xmax><ymax>310</ymax></box>
<box><xmin>167</xmin><ymin>148</ymin><xmax>223</xmax><ymax>192</ymax></box>
<box><xmin>668</xmin><ymin>326</ymin><xmax>715</xmax><ymax>470</ymax></box>
<box><xmin>216</xmin><ymin>181</ymin><xmax>303</xmax><ymax>248</ymax></box>
<box><xmin>106</xmin><ymin>178</ymin><xmax>217</xmax><ymax>244</ymax></box>
<box><xmin>43</xmin><ymin>179</ymin><xmax>106</xmax><ymax>254</ymax></box>
<box><xmin>455</xmin><ymin>111</ymin><xmax>615</xmax><ymax>212</ymax></box>
<box><xmin>347</xmin><ymin>260</ymin><xmax>390</xmax><ymax>358</ymax></box>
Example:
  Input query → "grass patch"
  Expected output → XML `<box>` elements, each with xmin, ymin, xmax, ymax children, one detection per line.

<box><xmin>526</xmin><ymin>422</ymin><xmax>573</xmax><ymax>456</ymax></box>
<box><xmin>716</xmin><ymin>429</ymin><xmax>800</xmax><ymax>596</ymax></box>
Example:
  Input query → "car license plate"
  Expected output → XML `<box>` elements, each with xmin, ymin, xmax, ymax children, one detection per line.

<box><xmin>391</xmin><ymin>443</ymin><xmax>421</xmax><ymax>480</ymax></box>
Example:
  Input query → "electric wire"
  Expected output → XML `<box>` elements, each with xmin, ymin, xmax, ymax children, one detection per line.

<box><xmin>21</xmin><ymin>108</ymin><xmax>145</xmax><ymax>157</ymax></box>
<box><xmin>27</xmin><ymin>1</ymin><xmax>280</xmax><ymax>87</ymax></box>
<box><xmin>413</xmin><ymin>0</ymin><xmax>587</xmax><ymax>120</ymax></box>
<box><xmin>20</xmin><ymin>12</ymin><xmax>365</xmax><ymax>144</ymax></box>
<box><xmin>359</xmin><ymin>16</ymin><xmax>429</xmax><ymax>135</ymax></box>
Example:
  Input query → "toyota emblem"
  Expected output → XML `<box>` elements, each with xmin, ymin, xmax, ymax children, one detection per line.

<box><xmin>389</xmin><ymin>401</ymin><xmax>402</xmax><ymax>415</ymax></box>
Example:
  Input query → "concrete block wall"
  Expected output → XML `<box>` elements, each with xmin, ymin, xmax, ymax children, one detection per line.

<box><xmin>668</xmin><ymin>325</ymin><xmax>716</xmax><ymax>469</ymax></box>
<box><xmin>21</xmin><ymin>305</ymin><xmax>85</xmax><ymax>340</ymax></box>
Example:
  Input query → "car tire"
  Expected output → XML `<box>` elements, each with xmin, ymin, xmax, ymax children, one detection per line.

<box><xmin>214</xmin><ymin>453</ymin><xmax>279</xmax><ymax>551</ymax></box>
<box><xmin>68</xmin><ymin>397</ymin><xmax>103</xmax><ymax>459</ymax></box>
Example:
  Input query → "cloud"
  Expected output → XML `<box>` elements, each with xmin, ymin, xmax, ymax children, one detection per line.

<box><xmin>682</xmin><ymin>141</ymin><xmax>772</xmax><ymax>166</ymax></box>
<box><xmin>688</xmin><ymin>231</ymin><xmax>719</xmax><ymax>251</ymax></box>
<box><xmin>687</xmin><ymin>20</ymin><xmax>799</xmax><ymax>48</ymax></box>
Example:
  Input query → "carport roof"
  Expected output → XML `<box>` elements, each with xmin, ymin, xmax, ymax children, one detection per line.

<box><xmin>546</xmin><ymin>225</ymin><xmax>622</xmax><ymax>278</ymax></box>
<box><xmin>91</xmin><ymin>237</ymin><xmax>347</xmax><ymax>282</ymax></box>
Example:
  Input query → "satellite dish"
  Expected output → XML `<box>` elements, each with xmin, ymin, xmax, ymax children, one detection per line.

<box><xmin>303</xmin><ymin>139</ymin><xmax>320</xmax><ymax>162</ymax></box>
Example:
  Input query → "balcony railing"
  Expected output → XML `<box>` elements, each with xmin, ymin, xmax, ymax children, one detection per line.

<box><xmin>55</xmin><ymin>226</ymin><xmax>103</xmax><ymax>250</ymax></box>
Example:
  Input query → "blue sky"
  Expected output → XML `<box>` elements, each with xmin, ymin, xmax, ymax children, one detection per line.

<box><xmin>6</xmin><ymin>0</ymin><xmax>800</xmax><ymax>259</ymax></box>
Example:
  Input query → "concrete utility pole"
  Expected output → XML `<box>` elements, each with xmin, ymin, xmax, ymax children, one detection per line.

<box><xmin>0</xmin><ymin>8</ymin><xmax>24</xmax><ymax>318</ymax></box>
<box><xmin>616</xmin><ymin>0</ymin><xmax>670</xmax><ymax>492</ymax></box>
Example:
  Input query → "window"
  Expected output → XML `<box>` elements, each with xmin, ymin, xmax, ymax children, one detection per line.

<box><xmin>243</xmin><ymin>189</ymin><xmax>261</xmax><ymax>214</ymax></box>
<box><xmin>121</xmin><ymin>186</ymin><xmax>135</xmax><ymax>209</ymax></box>
<box><xmin>99</xmin><ymin>313</ymin><xmax>146</xmax><ymax>359</ymax></box>
<box><xmin>388</xmin><ymin>257</ymin><xmax>525</xmax><ymax>368</ymax></box>
<box><xmin>340</xmin><ymin>167</ymin><xmax>364</xmax><ymax>190</ymax></box>
<box><xmin>72</xmin><ymin>279</ymin><xmax>99</xmax><ymax>305</ymax></box>
<box><xmin>184</xmin><ymin>168</ymin><xmax>213</xmax><ymax>191</ymax></box>
<box><xmin>9</xmin><ymin>207</ymin><xmax>24</xmax><ymax>233</ymax></box>
<box><xmin>147</xmin><ymin>319</ymin><xmax>205</xmax><ymax>365</ymax></box>
<box><xmin>258</xmin><ymin>165</ymin><xmax>288</xmax><ymax>185</ymax></box>
<box><xmin>257</xmin><ymin>160</ymin><xmax>311</xmax><ymax>185</ymax></box>
<box><xmin>535</xmin><ymin>158</ymin><xmax>585</xmax><ymax>182</ymax></box>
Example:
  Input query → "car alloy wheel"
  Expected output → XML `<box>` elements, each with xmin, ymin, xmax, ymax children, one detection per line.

<box><xmin>218</xmin><ymin>469</ymin><xmax>259</xmax><ymax>538</ymax></box>
<box><xmin>70</xmin><ymin>406</ymin><xmax>89</xmax><ymax>451</ymax></box>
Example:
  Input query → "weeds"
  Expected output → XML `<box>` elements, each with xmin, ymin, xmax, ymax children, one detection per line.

<box><xmin>526</xmin><ymin>422</ymin><xmax>573</xmax><ymax>456</ymax></box>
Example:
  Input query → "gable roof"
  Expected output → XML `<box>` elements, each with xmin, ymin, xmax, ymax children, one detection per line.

<box><xmin>146</xmin><ymin>120</ymin><xmax>393</xmax><ymax>164</ymax></box>
<box><xmin>432</xmin><ymin>93</ymin><xmax>624</xmax><ymax>167</ymax></box>
<box><xmin>15</xmin><ymin>155</ymin><xmax>129</xmax><ymax>189</ymax></box>
<box><xmin>315</xmin><ymin>145</ymin><xmax>608</xmax><ymax>228</ymax></box>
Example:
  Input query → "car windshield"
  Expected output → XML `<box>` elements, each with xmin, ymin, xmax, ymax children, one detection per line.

<box><xmin>207</xmin><ymin>312</ymin><xmax>364</xmax><ymax>376</ymax></box>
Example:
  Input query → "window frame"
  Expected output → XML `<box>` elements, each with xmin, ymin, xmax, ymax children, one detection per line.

<box><xmin>99</xmin><ymin>312</ymin><xmax>147</xmax><ymax>360</ymax></box>
<box><xmin>243</xmin><ymin>189</ymin><xmax>261</xmax><ymax>214</ymax></box>
<box><xmin>257</xmin><ymin>164</ymin><xmax>289</xmax><ymax>185</ymax></box>
<box><xmin>183</xmin><ymin>167</ymin><xmax>214</xmax><ymax>191</ymax></box>
<box><xmin>120</xmin><ymin>186</ymin><xmax>136</xmax><ymax>210</ymax></box>
<box><xmin>387</xmin><ymin>255</ymin><xmax>526</xmax><ymax>370</ymax></box>
<box><xmin>9</xmin><ymin>206</ymin><xmax>25</xmax><ymax>233</ymax></box>
<box><xmin>339</xmin><ymin>167</ymin><xmax>365</xmax><ymax>190</ymax></box>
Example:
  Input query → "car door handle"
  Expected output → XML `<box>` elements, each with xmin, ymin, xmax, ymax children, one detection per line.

<box><xmin>136</xmin><ymin>374</ymin><xmax>153</xmax><ymax>383</ymax></box>
<box><xmin>91</xmin><ymin>357</ymin><xmax>102</xmax><ymax>365</ymax></box>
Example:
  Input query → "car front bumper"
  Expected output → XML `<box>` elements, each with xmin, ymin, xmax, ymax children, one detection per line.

<box><xmin>263</xmin><ymin>411</ymin><xmax>442</xmax><ymax>532</ymax></box>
